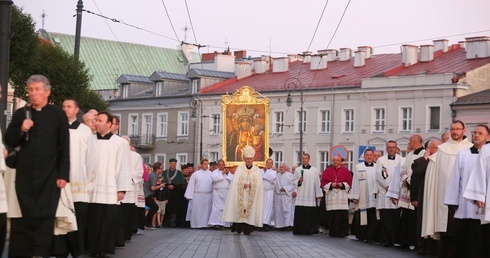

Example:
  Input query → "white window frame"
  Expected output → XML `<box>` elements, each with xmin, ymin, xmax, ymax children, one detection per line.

<box><xmin>318</xmin><ymin>109</ymin><xmax>331</xmax><ymax>134</ymax></box>
<box><xmin>141</xmin><ymin>113</ymin><xmax>153</xmax><ymax>144</ymax></box>
<box><xmin>154</xmin><ymin>153</ymin><xmax>167</xmax><ymax>167</ymax></box>
<box><xmin>274</xmin><ymin>151</ymin><xmax>283</xmax><ymax>169</ymax></box>
<box><xmin>372</xmin><ymin>107</ymin><xmax>386</xmax><ymax>133</ymax></box>
<box><xmin>319</xmin><ymin>150</ymin><xmax>330</xmax><ymax>172</ymax></box>
<box><xmin>177</xmin><ymin>111</ymin><xmax>189</xmax><ymax>137</ymax></box>
<box><xmin>176</xmin><ymin>153</ymin><xmax>188</xmax><ymax>169</ymax></box>
<box><xmin>210</xmin><ymin>113</ymin><xmax>221</xmax><ymax>135</ymax></box>
<box><xmin>128</xmin><ymin>113</ymin><xmax>139</xmax><ymax>136</ymax></box>
<box><xmin>342</xmin><ymin>109</ymin><xmax>354</xmax><ymax>133</ymax></box>
<box><xmin>296</xmin><ymin>110</ymin><xmax>307</xmax><ymax>134</ymax></box>
<box><xmin>155</xmin><ymin>82</ymin><xmax>164</xmax><ymax>96</ymax></box>
<box><xmin>210</xmin><ymin>151</ymin><xmax>219</xmax><ymax>163</ymax></box>
<box><xmin>399</xmin><ymin>106</ymin><xmax>413</xmax><ymax>133</ymax></box>
<box><xmin>274</xmin><ymin>111</ymin><xmax>284</xmax><ymax>133</ymax></box>
<box><xmin>426</xmin><ymin>105</ymin><xmax>441</xmax><ymax>132</ymax></box>
<box><xmin>192</xmin><ymin>79</ymin><xmax>200</xmax><ymax>94</ymax></box>
<box><xmin>141</xmin><ymin>154</ymin><xmax>151</xmax><ymax>165</ymax></box>
<box><xmin>156</xmin><ymin>112</ymin><xmax>168</xmax><ymax>137</ymax></box>
<box><xmin>121</xmin><ymin>84</ymin><xmax>129</xmax><ymax>98</ymax></box>
<box><xmin>347</xmin><ymin>150</ymin><xmax>354</xmax><ymax>171</ymax></box>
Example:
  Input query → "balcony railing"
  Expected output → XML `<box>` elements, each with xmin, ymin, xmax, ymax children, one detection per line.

<box><xmin>129</xmin><ymin>134</ymin><xmax>156</xmax><ymax>149</ymax></box>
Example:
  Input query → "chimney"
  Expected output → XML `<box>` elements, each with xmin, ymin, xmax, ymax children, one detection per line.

<box><xmin>357</xmin><ymin>46</ymin><xmax>373</xmax><ymax>59</ymax></box>
<box><xmin>272</xmin><ymin>57</ymin><xmax>289</xmax><ymax>73</ymax></box>
<box><xmin>420</xmin><ymin>45</ymin><xmax>434</xmax><ymax>62</ymax></box>
<box><xmin>458</xmin><ymin>41</ymin><xmax>466</xmax><ymax>49</ymax></box>
<box><xmin>233</xmin><ymin>50</ymin><xmax>247</xmax><ymax>60</ymax></box>
<box><xmin>339</xmin><ymin>48</ymin><xmax>352</xmax><ymax>61</ymax></box>
<box><xmin>317</xmin><ymin>49</ymin><xmax>328</xmax><ymax>55</ymax></box>
<box><xmin>465</xmin><ymin>36</ymin><xmax>490</xmax><ymax>59</ymax></box>
<box><xmin>253</xmin><ymin>60</ymin><xmax>268</xmax><ymax>74</ymax></box>
<box><xmin>353</xmin><ymin>51</ymin><xmax>366</xmax><ymax>67</ymax></box>
<box><xmin>302</xmin><ymin>51</ymin><xmax>312</xmax><ymax>63</ymax></box>
<box><xmin>235</xmin><ymin>62</ymin><xmax>252</xmax><ymax>79</ymax></box>
<box><xmin>402</xmin><ymin>44</ymin><xmax>418</xmax><ymax>67</ymax></box>
<box><xmin>433</xmin><ymin>39</ymin><xmax>449</xmax><ymax>52</ymax></box>
<box><xmin>326</xmin><ymin>49</ymin><xmax>338</xmax><ymax>61</ymax></box>
<box><xmin>288</xmin><ymin>54</ymin><xmax>303</xmax><ymax>63</ymax></box>
<box><xmin>310</xmin><ymin>55</ymin><xmax>327</xmax><ymax>70</ymax></box>
<box><xmin>201</xmin><ymin>53</ymin><xmax>215</xmax><ymax>62</ymax></box>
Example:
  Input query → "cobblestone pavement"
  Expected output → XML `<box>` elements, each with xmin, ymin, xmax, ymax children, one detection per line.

<box><xmin>90</xmin><ymin>227</ymin><xmax>420</xmax><ymax>258</ymax></box>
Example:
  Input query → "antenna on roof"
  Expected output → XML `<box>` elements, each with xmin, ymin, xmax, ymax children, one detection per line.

<box><xmin>182</xmin><ymin>23</ymin><xmax>191</xmax><ymax>43</ymax></box>
<box><xmin>40</xmin><ymin>9</ymin><xmax>48</xmax><ymax>29</ymax></box>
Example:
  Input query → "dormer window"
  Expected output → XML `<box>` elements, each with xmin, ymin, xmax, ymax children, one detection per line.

<box><xmin>192</xmin><ymin>79</ymin><xmax>200</xmax><ymax>94</ymax></box>
<box><xmin>156</xmin><ymin>82</ymin><xmax>164</xmax><ymax>96</ymax></box>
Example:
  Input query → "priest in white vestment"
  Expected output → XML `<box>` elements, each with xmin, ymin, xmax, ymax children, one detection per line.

<box><xmin>261</xmin><ymin>158</ymin><xmax>277</xmax><ymax>231</ymax></box>
<box><xmin>422</xmin><ymin>121</ymin><xmax>472</xmax><ymax>257</ymax></box>
<box><xmin>350</xmin><ymin>149</ymin><xmax>378</xmax><ymax>242</ymax></box>
<box><xmin>184</xmin><ymin>159</ymin><xmax>213</xmax><ymax>228</ymax></box>
<box><xmin>208</xmin><ymin>159</ymin><xmax>233</xmax><ymax>229</ymax></box>
<box><xmin>223</xmin><ymin>146</ymin><xmax>264</xmax><ymax>235</ymax></box>
<box><xmin>445</xmin><ymin>125</ymin><xmax>489</xmax><ymax>258</ymax></box>
<box><xmin>375</xmin><ymin>141</ymin><xmax>402</xmax><ymax>247</ymax></box>
<box><xmin>274</xmin><ymin>163</ymin><xmax>294</xmax><ymax>230</ymax></box>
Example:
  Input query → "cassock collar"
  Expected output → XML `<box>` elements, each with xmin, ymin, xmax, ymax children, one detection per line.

<box><xmin>302</xmin><ymin>165</ymin><xmax>311</xmax><ymax>169</ymax></box>
<box><xmin>470</xmin><ymin>145</ymin><xmax>479</xmax><ymax>154</ymax></box>
<box><xmin>364</xmin><ymin>162</ymin><xmax>374</xmax><ymax>167</ymax></box>
<box><xmin>413</xmin><ymin>146</ymin><xmax>424</xmax><ymax>155</ymax></box>
<box><xmin>96</xmin><ymin>132</ymin><xmax>113</xmax><ymax>140</ymax></box>
<box><xmin>387</xmin><ymin>156</ymin><xmax>396</xmax><ymax>160</ymax></box>
<box><xmin>69</xmin><ymin>120</ymin><xmax>81</xmax><ymax>129</ymax></box>
<box><xmin>246</xmin><ymin>165</ymin><xmax>253</xmax><ymax>170</ymax></box>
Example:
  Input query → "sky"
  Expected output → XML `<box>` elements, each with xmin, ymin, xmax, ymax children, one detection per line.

<box><xmin>12</xmin><ymin>0</ymin><xmax>490</xmax><ymax>58</ymax></box>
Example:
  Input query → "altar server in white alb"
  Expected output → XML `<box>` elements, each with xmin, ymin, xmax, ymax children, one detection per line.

<box><xmin>208</xmin><ymin>159</ymin><xmax>233</xmax><ymax>229</ymax></box>
<box><xmin>86</xmin><ymin>111</ymin><xmax>132</xmax><ymax>257</ymax></box>
<box><xmin>387</xmin><ymin>134</ymin><xmax>425</xmax><ymax>248</ymax></box>
<box><xmin>261</xmin><ymin>158</ymin><xmax>277</xmax><ymax>231</ymax></box>
<box><xmin>185</xmin><ymin>159</ymin><xmax>213</xmax><ymax>228</ymax></box>
<box><xmin>375</xmin><ymin>141</ymin><xmax>402</xmax><ymax>247</ymax></box>
<box><xmin>445</xmin><ymin>125</ymin><xmax>490</xmax><ymax>258</ymax></box>
<box><xmin>422</xmin><ymin>121</ymin><xmax>472</xmax><ymax>257</ymax></box>
<box><xmin>350</xmin><ymin>149</ymin><xmax>378</xmax><ymax>242</ymax></box>
<box><xmin>53</xmin><ymin>98</ymin><xmax>96</xmax><ymax>257</ymax></box>
<box><xmin>120</xmin><ymin>136</ymin><xmax>144</xmax><ymax>241</ymax></box>
<box><xmin>274</xmin><ymin>163</ymin><xmax>294</xmax><ymax>230</ymax></box>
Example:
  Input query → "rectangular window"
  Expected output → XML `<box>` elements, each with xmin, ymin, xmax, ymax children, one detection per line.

<box><xmin>142</xmin><ymin>114</ymin><xmax>153</xmax><ymax>144</ymax></box>
<box><xmin>429</xmin><ymin>106</ymin><xmax>440</xmax><ymax>130</ymax></box>
<box><xmin>211</xmin><ymin>114</ymin><xmax>221</xmax><ymax>135</ymax></box>
<box><xmin>401</xmin><ymin>107</ymin><xmax>413</xmax><ymax>131</ymax></box>
<box><xmin>296</xmin><ymin>151</ymin><xmax>302</xmax><ymax>166</ymax></box>
<box><xmin>344</xmin><ymin>109</ymin><xmax>354</xmax><ymax>133</ymax></box>
<box><xmin>128</xmin><ymin>113</ymin><xmax>138</xmax><ymax>136</ymax></box>
<box><xmin>176</xmin><ymin>153</ymin><xmax>188</xmax><ymax>168</ymax></box>
<box><xmin>121</xmin><ymin>84</ymin><xmax>129</xmax><ymax>98</ymax></box>
<box><xmin>319</xmin><ymin>151</ymin><xmax>329</xmax><ymax>172</ymax></box>
<box><xmin>155</xmin><ymin>82</ymin><xmax>163</xmax><ymax>96</ymax></box>
<box><xmin>141</xmin><ymin>155</ymin><xmax>150</xmax><ymax>165</ymax></box>
<box><xmin>373</xmin><ymin>108</ymin><xmax>385</xmax><ymax>132</ymax></box>
<box><xmin>192</xmin><ymin>80</ymin><xmax>200</xmax><ymax>94</ymax></box>
<box><xmin>319</xmin><ymin>110</ymin><xmax>330</xmax><ymax>133</ymax></box>
<box><xmin>210</xmin><ymin>152</ymin><xmax>219</xmax><ymax>163</ymax></box>
<box><xmin>274</xmin><ymin>111</ymin><xmax>284</xmax><ymax>133</ymax></box>
<box><xmin>155</xmin><ymin>153</ymin><xmax>166</xmax><ymax>166</ymax></box>
<box><xmin>297</xmin><ymin>110</ymin><xmax>306</xmax><ymax>133</ymax></box>
<box><xmin>157</xmin><ymin>112</ymin><xmax>168</xmax><ymax>137</ymax></box>
<box><xmin>274</xmin><ymin>151</ymin><xmax>283</xmax><ymax>169</ymax></box>
<box><xmin>178</xmin><ymin>112</ymin><xmax>189</xmax><ymax>136</ymax></box>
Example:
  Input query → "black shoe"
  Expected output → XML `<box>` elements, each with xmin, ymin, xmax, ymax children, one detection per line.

<box><xmin>97</xmin><ymin>252</ymin><xmax>110</xmax><ymax>258</ymax></box>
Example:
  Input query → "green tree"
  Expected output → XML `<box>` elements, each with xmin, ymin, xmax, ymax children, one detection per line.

<box><xmin>9</xmin><ymin>5</ymin><xmax>108</xmax><ymax>111</ymax></box>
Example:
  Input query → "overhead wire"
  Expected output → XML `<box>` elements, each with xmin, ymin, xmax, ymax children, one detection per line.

<box><xmin>183</xmin><ymin>0</ymin><xmax>205</xmax><ymax>70</ymax></box>
<box><xmin>160</xmin><ymin>0</ymin><xmax>181</xmax><ymax>43</ymax></box>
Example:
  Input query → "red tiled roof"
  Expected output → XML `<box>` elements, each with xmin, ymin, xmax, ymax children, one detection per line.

<box><xmin>199</xmin><ymin>45</ymin><xmax>490</xmax><ymax>95</ymax></box>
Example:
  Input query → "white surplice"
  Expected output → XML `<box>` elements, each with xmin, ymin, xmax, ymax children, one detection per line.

<box><xmin>274</xmin><ymin>172</ymin><xmax>294</xmax><ymax>228</ymax></box>
<box><xmin>121</xmin><ymin>151</ymin><xmax>144</xmax><ymax>204</ymax></box>
<box><xmin>294</xmin><ymin>166</ymin><xmax>322</xmax><ymax>207</ymax></box>
<box><xmin>464</xmin><ymin>144</ymin><xmax>490</xmax><ymax>222</ymax></box>
<box><xmin>208</xmin><ymin>168</ymin><xmax>233</xmax><ymax>227</ymax></box>
<box><xmin>375</xmin><ymin>154</ymin><xmax>402</xmax><ymax>210</ymax></box>
<box><xmin>184</xmin><ymin>169</ymin><xmax>213</xmax><ymax>228</ymax></box>
<box><xmin>262</xmin><ymin>168</ymin><xmax>277</xmax><ymax>225</ymax></box>
<box><xmin>349</xmin><ymin>162</ymin><xmax>377</xmax><ymax>225</ymax></box>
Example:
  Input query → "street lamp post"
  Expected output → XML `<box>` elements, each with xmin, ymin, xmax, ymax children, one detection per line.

<box><xmin>190</xmin><ymin>97</ymin><xmax>208</xmax><ymax>161</ymax></box>
<box><xmin>284</xmin><ymin>77</ymin><xmax>304</xmax><ymax>164</ymax></box>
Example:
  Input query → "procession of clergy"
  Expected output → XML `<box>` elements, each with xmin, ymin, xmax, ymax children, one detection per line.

<box><xmin>3</xmin><ymin>92</ymin><xmax>490</xmax><ymax>258</ymax></box>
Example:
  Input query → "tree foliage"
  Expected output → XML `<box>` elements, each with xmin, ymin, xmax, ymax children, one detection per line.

<box><xmin>9</xmin><ymin>5</ymin><xmax>107</xmax><ymax>112</ymax></box>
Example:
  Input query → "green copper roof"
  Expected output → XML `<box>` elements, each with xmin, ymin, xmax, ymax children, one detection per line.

<box><xmin>46</xmin><ymin>31</ymin><xmax>199</xmax><ymax>91</ymax></box>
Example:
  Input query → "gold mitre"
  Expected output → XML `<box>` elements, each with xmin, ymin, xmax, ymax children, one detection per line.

<box><xmin>243</xmin><ymin>145</ymin><xmax>255</xmax><ymax>158</ymax></box>
<box><xmin>236</xmin><ymin>106</ymin><xmax>256</xmax><ymax>120</ymax></box>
